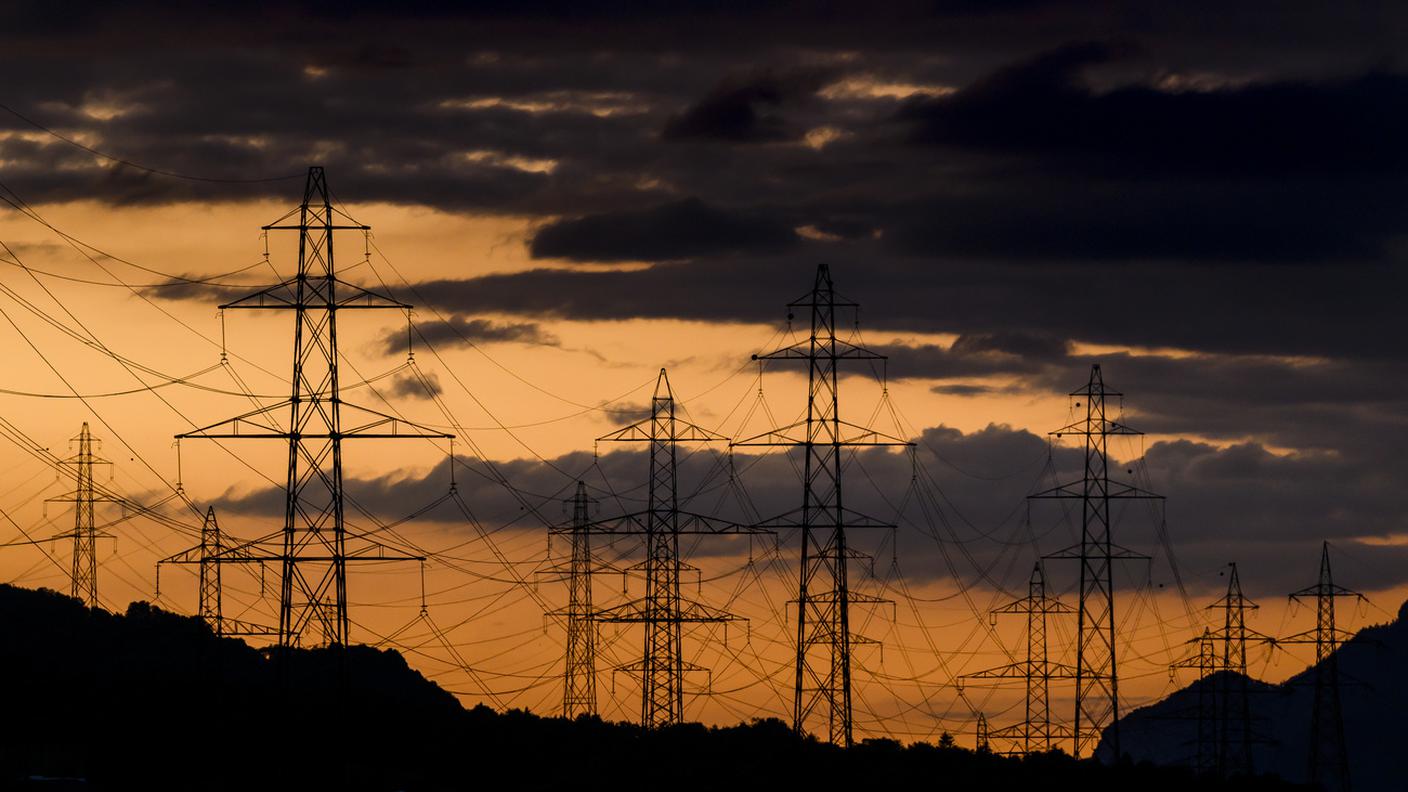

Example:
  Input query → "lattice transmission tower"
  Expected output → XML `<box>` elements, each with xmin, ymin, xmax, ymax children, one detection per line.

<box><xmin>47</xmin><ymin>423</ymin><xmax>117</xmax><ymax>608</ymax></box>
<box><xmin>546</xmin><ymin>481</ymin><xmax>599</xmax><ymax>718</ymax></box>
<box><xmin>1207</xmin><ymin>562</ymin><xmax>1269</xmax><ymax>777</ymax></box>
<box><xmin>964</xmin><ymin>563</ymin><xmax>1077</xmax><ymax>754</ymax></box>
<box><xmin>1284</xmin><ymin>542</ymin><xmax>1361</xmax><ymax>792</ymax></box>
<box><xmin>556</xmin><ymin>369</ymin><xmax>765</xmax><ymax>728</ymax></box>
<box><xmin>734</xmin><ymin>264</ymin><xmax>912</xmax><ymax>746</ymax></box>
<box><xmin>158</xmin><ymin>506</ymin><xmax>277</xmax><ymax>638</ymax></box>
<box><xmin>178</xmin><ymin>166</ymin><xmax>447</xmax><ymax>648</ymax></box>
<box><xmin>1171</xmin><ymin>627</ymin><xmax>1218</xmax><ymax>775</ymax></box>
<box><xmin>1170</xmin><ymin>563</ymin><xmax>1271</xmax><ymax>777</ymax></box>
<box><xmin>1030</xmin><ymin>364</ymin><xmax>1161</xmax><ymax>758</ymax></box>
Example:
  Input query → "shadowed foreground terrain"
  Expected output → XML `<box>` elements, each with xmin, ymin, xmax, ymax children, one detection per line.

<box><xmin>1109</xmin><ymin>600</ymin><xmax>1408</xmax><ymax>788</ymax></box>
<box><xmin>0</xmin><ymin>584</ymin><xmax>1304</xmax><ymax>791</ymax></box>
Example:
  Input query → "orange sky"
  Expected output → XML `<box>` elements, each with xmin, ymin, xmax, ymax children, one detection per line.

<box><xmin>0</xmin><ymin>194</ymin><xmax>1398</xmax><ymax>751</ymax></box>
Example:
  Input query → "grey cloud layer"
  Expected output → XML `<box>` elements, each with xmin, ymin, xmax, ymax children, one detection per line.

<box><xmin>209</xmin><ymin>421</ymin><xmax>1408</xmax><ymax>597</ymax></box>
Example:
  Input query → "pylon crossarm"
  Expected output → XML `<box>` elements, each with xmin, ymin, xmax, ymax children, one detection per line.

<box><xmin>749</xmin><ymin>505</ymin><xmax>895</xmax><ymax>530</ymax></box>
<box><xmin>220</xmin><ymin>618</ymin><xmax>279</xmax><ymax>637</ymax></box>
<box><xmin>220</xmin><ymin>274</ymin><xmax>409</xmax><ymax>311</ymax></box>
<box><xmin>46</xmin><ymin>489</ymin><xmax>124</xmax><ymax>505</ymax></box>
<box><xmin>48</xmin><ymin>528</ymin><xmax>115</xmax><ymax>542</ymax></box>
<box><xmin>1279</xmin><ymin>628</ymin><xmax>1359</xmax><ymax>646</ymax></box>
<box><xmin>614</xmin><ymin>658</ymin><xmax>712</xmax><ymax>673</ymax></box>
<box><xmin>1029</xmin><ymin>479</ymin><xmax>1162</xmax><ymax>500</ymax></box>
<box><xmin>966</xmin><ymin>661</ymin><xmax>1080</xmax><ymax>679</ymax></box>
<box><xmin>176</xmin><ymin>401</ymin><xmax>451</xmax><ymax>439</ymax></box>
<box><xmin>731</xmin><ymin>419</ymin><xmax>911</xmax><ymax>447</ymax></box>
<box><xmin>993</xmin><ymin>597</ymin><xmax>1074</xmax><ymax>614</ymax></box>
<box><xmin>1043</xmin><ymin>541</ymin><xmax>1150</xmax><ymax>562</ymax></box>
<box><xmin>593</xmin><ymin>597</ymin><xmax>742</xmax><ymax>624</ymax></box>
<box><xmin>595</xmin><ymin>419</ymin><xmax>728</xmax><ymax>444</ymax></box>
<box><xmin>344</xmin><ymin>538</ymin><xmax>427</xmax><ymax>561</ymax></box>
<box><xmin>989</xmin><ymin>722</ymin><xmax>1075</xmax><ymax>739</ymax></box>
<box><xmin>175</xmin><ymin>401</ymin><xmax>293</xmax><ymax>438</ymax></box>
<box><xmin>1048</xmin><ymin>419</ymin><xmax>1143</xmax><ymax>437</ymax></box>
<box><xmin>337</xmin><ymin>402</ymin><xmax>454</xmax><ymax>438</ymax></box>
<box><xmin>551</xmin><ymin>509</ymin><xmax>773</xmax><ymax>536</ymax></box>
<box><xmin>263</xmin><ymin>222</ymin><xmax>369</xmax><ymax>232</ymax></box>
<box><xmin>752</xmin><ymin>336</ymin><xmax>885</xmax><ymax>362</ymax></box>
<box><xmin>1289</xmin><ymin>584</ymin><xmax>1363</xmax><ymax>600</ymax></box>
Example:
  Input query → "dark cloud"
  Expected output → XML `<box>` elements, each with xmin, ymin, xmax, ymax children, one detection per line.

<box><xmin>384</xmin><ymin>370</ymin><xmax>443</xmax><ymax>400</ymax></box>
<box><xmin>7</xmin><ymin>0</ymin><xmax>1408</xmax><ymax>609</ymax></box>
<box><xmin>389</xmin><ymin>315</ymin><xmax>559</xmax><ymax>354</ymax></box>
<box><xmin>529</xmin><ymin>198</ymin><xmax>799</xmax><ymax>262</ymax></box>
<box><xmin>661</xmin><ymin>67</ymin><xmax>838</xmax><ymax>143</ymax></box>
<box><xmin>896</xmin><ymin>45</ymin><xmax>1408</xmax><ymax>178</ymax></box>
<box><xmin>210</xmin><ymin>420</ymin><xmax>1408</xmax><ymax>597</ymax></box>
<box><xmin>930</xmin><ymin>383</ymin><xmax>995</xmax><ymax>396</ymax></box>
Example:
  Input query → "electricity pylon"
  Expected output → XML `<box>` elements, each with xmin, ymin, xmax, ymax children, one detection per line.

<box><xmin>975</xmin><ymin>713</ymin><xmax>990</xmax><ymax>752</ymax></box>
<box><xmin>158</xmin><ymin>506</ymin><xmax>277</xmax><ymax>638</ymax></box>
<box><xmin>1030</xmin><ymin>364</ymin><xmax>1161</xmax><ymax>758</ymax></box>
<box><xmin>559</xmin><ymin>369</ymin><xmax>766</xmax><ymax>728</ymax></box>
<box><xmin>547</xmin><ymin>482</ymin><xmax>599</xmax><ymax>719</ymax></box>
<box><xmin>1206</xmin><ymin>562</ymin><xmax>1270</xmax><ymax>777</ymax></box>
<box><xmin>1171</xmin><ymin>627</ymin><xmax>1218</xmax><ymax>775</ymax></box>
<box><xmin>1284</xmin><ymin>542</ymin><xmax>1361</xmax><ymax>792</ymax></box>
<box><xmin>964</xmin><ymin>563</ymin><xmax>1077</xmax><ymax>754</ymax></box>
<box><xmin>178</xmin><ymin>166</ymin><xmax>447</xmax><ymax>648</ymax></box>
<box><xmin>733</xmin><ymin>264</ymin><xmax>912</xmax><ymax>746</ymax></box>
<box><xmin>46</xmin><ymin>423</ymin><xmax>117</xmax><ymax>608</ymax></box>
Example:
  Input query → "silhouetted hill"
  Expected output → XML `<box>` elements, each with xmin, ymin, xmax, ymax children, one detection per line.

<box><xmin>1107</xmin><ymin>600</ymin><xmax>1408</xmax><ymax>787</ymax></box>
<box><xmin>0</xmin><ymin>584</ymin><xmax>1305</xmax><ymax>791</ymax></box>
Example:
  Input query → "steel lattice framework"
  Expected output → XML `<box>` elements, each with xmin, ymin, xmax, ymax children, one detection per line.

<box><xmin>178</xmin><ymin>166</ymin><xmax>446</xmax><ymax>648</ymax></box>
<box><xmin>1171</xmin><ymin>627</ymin><xmax>1219</xmax><ymax>774</ymax></box>
<box><xmin>1207</xmin><ymin>562</ymin><xmax>1269</xmax><ymax>777</ymax></box>
<box><xmin>1030</xmin><ymin>364</ymin><xmax>1160</xmax><ymax>758</ymax></box>
<box><xmin>1284</xmin><ymin>542</ymin><xmax>1361</xmax><ymax>792</ymax></box>
<box><xmin>733</xmin><ymin>264</ymin><xmax>911</xmax><ymax>746</ymax></box>
<box><xmin>555</xmin><ymin>369</ymin><xmax>766</xmax><ymax>728</ymax></box>
<box><xmin>551</xmin><ymin>481</ymin><xmax>599</xmax><ymax>719</ymax></box>
<box><xmin>47</xmin><ymin>423</ymin><xmax>115</xmax><ymax>607</ymax></box>
<box><xmin>158</xmin><ymin>506</ymin><xmax>277</xmax><ymax>638</ymax></box>
<box><xmin>965</xmin><ymin>563</ymin><xmax>1077</xmax><ymax>754</ymax></box>
<box><xmin>1170</xmin><ymin>563</ymin><xmax>1271</xmax><ymax>777</ymax></box>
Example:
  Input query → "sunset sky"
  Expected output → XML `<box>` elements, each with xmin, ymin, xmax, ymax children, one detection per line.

<box><xmin>1</xmin><ymin>1</ymin><xmax>1405</xmax><ymax>746</ymax></box>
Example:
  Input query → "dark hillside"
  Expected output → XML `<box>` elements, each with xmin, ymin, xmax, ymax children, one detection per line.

<box><xmin>0</xmin><ymin>584</ymin><xmax>1305</xmax><ymax>791</ymax></box>
<box><xmin>1108</xmin><ymin>600</ymin><xmax>1408</xmax><ymax>788</ymax></box>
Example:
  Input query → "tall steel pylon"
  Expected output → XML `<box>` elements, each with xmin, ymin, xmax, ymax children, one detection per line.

<box><xmin>964</xmin><ymin>563</ymin><xmax>1077</xmax><ymax>754</ymax></box>
<box><xmin>1170</xmin><ymin>563</ymin><xmax>1270</xmax><ymax>777</ymax></box>
<box><xmin>1206</xmin><ymin>562</ymin><xmax>1269</xmax><ymax>777</ymax></box>
<box><xmin>548</xmin><ymin>481</ymin><xmax>599</xmax><ymax>718</ymax></box>
<box><xmin>1030</xmin><ymin>364</ymin><xmax>1161</xmax><ymax>758</ymax></box>
<box><xmin>178</xmin><ymin>166</ymin><xmax>447</xmax><ymax>648</ymax></box>
<box><xmin>561</xmin><ymin>369</ymin><xmax>765</xmax><ymax>728</ymax></box>
<box><xmin>47</xmin><ymin>423</ymin><xmax>116</xmax><ymax>608</ymax></box>
<box><xmin>1171</xmin><ymin>627</ymin><xmax>1218</xmax><ymax>775</ymax></box>
<box><xmin>734</xmin><ymin>264</ymin><xmax>911</xmax><ymax>746</ymax></box>
<box><xmin>1284</xmin><ymin>542</ymin><xmax>1361</xmax><ymax>792</ymax></box>
<box><xmin>158</xmin><ymin>506</ymin><xmax>277</xmax><ymax>638</ymax></box>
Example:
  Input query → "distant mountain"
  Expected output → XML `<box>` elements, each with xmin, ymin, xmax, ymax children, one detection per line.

<box><xmin>1106</xmin><ymin>600</ymin><xmax>1408</xmax><ymax>788</ymax></box>
<box><xmin>0</xmin><ymin>584</ymin><xmax>1305</xmax><ymax>791</ymax></box>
